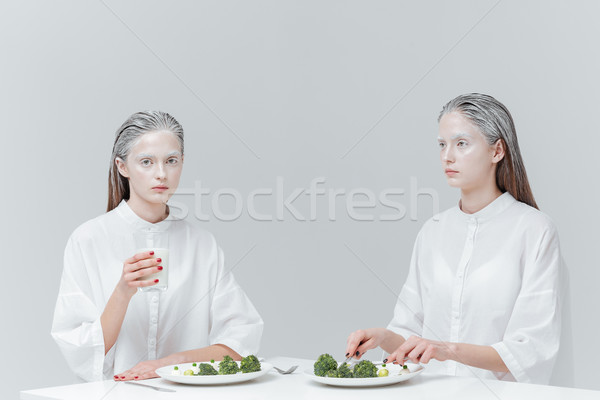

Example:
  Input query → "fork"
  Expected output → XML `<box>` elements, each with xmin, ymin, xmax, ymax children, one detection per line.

<box><xmin>272</xmin><ymin>365</ymin><xmax>298</xmax><ymax>374</ymax></box>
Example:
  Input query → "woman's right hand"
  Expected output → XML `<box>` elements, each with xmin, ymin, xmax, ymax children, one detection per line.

<box><xmin>345</xmin><ymin>328</ymin><xmax>391</xmax><ymax>360</ymax></box>
<box><xmin>116</xmin><ymin>251</ymin><xmax>163</xmax><ymax>298</ymax></box>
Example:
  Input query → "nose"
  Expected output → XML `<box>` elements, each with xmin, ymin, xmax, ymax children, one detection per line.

<box><xmin>155</xmin><ymin>162</ymin><xmax>167</xmax><ymax>180</ymax></box>
<box><xmin>442</xmin><ymin>145</ymin><xmax>455</xmax><ymax>164</ymax></box>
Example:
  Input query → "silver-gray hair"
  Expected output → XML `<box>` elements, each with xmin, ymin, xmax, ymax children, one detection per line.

<box><xmin>438</xmin><ymin>93</ymin><xmax>538</xmax><ymax>209</ymax></box>
<box><xmin>107</xmin><ymin>111</ymin><xmax>184</xmax><ymax>212</ymax></box>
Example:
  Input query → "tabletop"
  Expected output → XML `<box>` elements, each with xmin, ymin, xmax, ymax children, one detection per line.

<box><xmin>20</xmin><ymin>356</ymin><xmax>600</xmax><ymax>400</ymax></box>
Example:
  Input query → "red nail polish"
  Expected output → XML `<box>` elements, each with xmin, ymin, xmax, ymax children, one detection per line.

<box><xmin>134</xmin><ymin>376</ymin><xmax>139</xmax><ymax>379</ymax></box>
<box><xmin>121</xmin><ymin>376</ymin><xmax>125</xmax><ymax>379</ymax></box>
<box><xmin>156</xmin><ymin>258</ymin><xmax>162</xmax><ymax>263</ymax></box>
<box><xmin>114</xmin><ymin>375</ymin><xmax>118</xmax><ymax>379</ymax></box>
<box><xmin>150</xmin><ymin>251</ymin><xmax>154</xmax><ymax>255</ymax></box>
<box><xmin>157</xmin><ymin>266</ymin><xmax>163</xmax><ymax>270</ymax></box>
<box><xmin>154</xmin><ymin>279</ymin><xmax>159</xmax><ymax>283</ymax></box>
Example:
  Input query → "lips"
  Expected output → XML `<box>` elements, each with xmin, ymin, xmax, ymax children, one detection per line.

<box><xmin>445</xmin><ymin>169</ymin><xmax>458</xmax><ymax>175</ymax></box>
<box><xmin>152</xmin><ymin>186</ymin><xmax>168</xmax><ymax>191</ymax></box>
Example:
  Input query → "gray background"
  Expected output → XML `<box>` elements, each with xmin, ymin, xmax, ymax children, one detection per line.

<box><xmin>2</xmin><ymin>0</ymin><xmax>599</xmax><ymax>397</ymax></box>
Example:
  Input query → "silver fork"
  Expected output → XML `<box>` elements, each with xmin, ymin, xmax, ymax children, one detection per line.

<box><xmin>272</xmin><ymin>365</ymin><xmax>298</xmax><ymax>374</ymax></box>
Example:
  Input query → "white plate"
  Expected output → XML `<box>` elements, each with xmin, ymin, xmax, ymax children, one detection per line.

<box><xmin>304</xmin><ymin>363</ymin><xmax>424</xmax><ymax>387</ymax></box>
<box><xmin>156</xmin><ymin>361</ymin><xmax>272</xmax><ymax>385</ymax></box>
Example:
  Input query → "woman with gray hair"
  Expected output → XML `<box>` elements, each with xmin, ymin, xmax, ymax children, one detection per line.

<box><xmin>51</xmin><ymin>111</ymin><xmax>263</xmax><ymax>382</ymax></box>
<box><xmin>345</xmin><ymin>93</ymin><xmax>562</xmax><ymax>384</ymax></box>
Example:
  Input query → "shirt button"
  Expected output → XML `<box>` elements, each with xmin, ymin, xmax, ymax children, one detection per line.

<box><xmin>149</xmin><ymin>339</ymin><xmax>155</xmax><ymax>345</ymax></box>
<box><xmin>152</xmin><ymin>296</ymin><xmax>159</xmax><ymax>303</ymax></box>
<box><xmin>151</xmin><ymin>317</ymin><xmax>158</xmax><ymax>324</ymax></box>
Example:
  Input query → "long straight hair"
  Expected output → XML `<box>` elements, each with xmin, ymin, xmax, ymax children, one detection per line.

<box><xmin>107</xmin><ymin>111</ymin><xmax>184</xmax><ymax>212</ymax></box>
<box><xmin>439</xmin><ymin>93</ymin><xmax>538</xmax><ymax>209</ymax></box>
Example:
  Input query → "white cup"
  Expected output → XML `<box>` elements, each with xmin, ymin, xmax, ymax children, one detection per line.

<box><xmin>133</xmin><ymin>231</ymin><xmax>169</xmax><ymax>292</ymax></box>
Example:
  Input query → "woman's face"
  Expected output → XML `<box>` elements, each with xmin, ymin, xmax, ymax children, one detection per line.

<box><xmin>117</xmin><ymin>130</ymin><xmax>184</xmax><ymax>207</ymax></box>
<box><xmin>437</xmin><ymin>111</ymin><xmax>503</xmax><ymax>192</ymax></box>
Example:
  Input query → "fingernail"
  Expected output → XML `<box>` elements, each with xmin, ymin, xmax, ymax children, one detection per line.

<box><xmin>355</xmin><ymin>351</ymin><xmax>359</xmax><ymax>356</ymax></box>
<box><xmin>134</xmin><ymin>376</ymin><xmax>138</xmax><ymax>379</ymax></box>
<box><xmin>121</xmin><ymin>376</ymin><xmax>125</xmax><ymax>379</ymax></box>
<box><xmin>114</xmin><ymin>375</ymin><xmax>118</xmax><ymax>379</ymax></box>
<box><xmin>150</xmin><ymin>251</ymin><xmax>154</xmax><ymax>255</ymax></box>
<box><xmin>345</xmin><ymin>353</ymin><xmax>349</xmax><ymax>357</ymax></box>
<box><xmin>157</xmin><ymin>266</ymin><xmax>163</xmax><ymax>270</ymax></box>
<box><xmin>156</xmin><ymin>258</ymin><xmax>162</xmax><ymax>263</ymax></box>
<box><xmin>383</xmin><ymin>358</ymin><xmax>388</xmax><ymax>363</ymax></box>
<box><xmin>154</xmin><ymin>279</ymin><xmax>159</xmax><ymax>283</ymax></box>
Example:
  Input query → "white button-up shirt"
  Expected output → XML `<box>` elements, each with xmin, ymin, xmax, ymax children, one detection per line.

<box><xmin>387</xmin><ymin>193</ymin><xmax>561</xmax><ymax>384</ymax></box>
<box><xmin>51</xmin><ymin>200</ymin><xmax>263</xmax><ymax>381</ymax></box>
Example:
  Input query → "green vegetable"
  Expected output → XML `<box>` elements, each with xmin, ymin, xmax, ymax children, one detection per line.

<box><xmin>219</xmin><ymin>355</ymin><xmax>240</xmax><ymax>375</ymax></box>
<box><xmin>313</xmin><ymin>353</ymin><xmax>338</xmax><ymax>377</ymax></box>
<box><xmin>403</xmin><ymin>365</ymin><xmax>408</xmax><ymax>369</ymax></box>
<box><xmin>325</xmin><ymin>369</ymin><xmax>338</xmax><ymax>378</ymax></box>
<box><xmin>197</xmin><ymin>363</ymin><xmax>218</xmax><ymax>375</ymax></box>
<box><xmin>173</xmin><ymin>366</ymin><xmax>179</xmax><ymax>370</ymax></box>
<box><xmin>381</xmin><ymin>364</ymin><xmax>386</xmax><ymax>367</ymax></box>
<box><xmin>378</xmin><ymin>368</ymin><xmax>389</xmax><ymax>377</ymax></box>
<box><xmin>192</xmin><ymin>363</ymin><xmax>197</xmax><ymax>367</ymax></box>
<box><xmin>353</xmin><ymin>360</ymin><xmax>378</xmax><ymax>378</ymax></box>
<box><xmin>240</xmin><ymin>355</ymin><xmax>261</xmax><ymax>373</ymax></box>
<box><xmin>183</xmin><ymin>369</ymin><xmax>194</xmax><ymax>376</ymax></box>
<box><xmin>336</xmin><ymin>362</ymin><xmax>354</xmax><ymax>378</ymax></box>
<box><xmin>210</xmin><ymin>359</ymin><xmax>215</xmax><ymax>363</ymax></box>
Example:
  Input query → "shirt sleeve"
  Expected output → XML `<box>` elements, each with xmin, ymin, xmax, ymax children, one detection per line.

<box><xmin>51</xmin><ymin>235</ymin><xmax>108</xmax><ymax>381</ymax></box>
<box><xmin>387</xmin><ymin>230</ymin><xmax>424</xmax><ymax>340</ymax></box>
<box><xmin>208</xmin><ymin>246</ymin><xmax>264</xmax><ymax>356</ymax></box>
<box><xmin>490</xmin><ymin>222</ymin><xmax>562</xmax><ymax>384</ymax></box>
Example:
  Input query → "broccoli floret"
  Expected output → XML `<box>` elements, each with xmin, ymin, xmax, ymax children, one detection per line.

<box><xmin>197</xmin><ymin>363</ymin><xmax>218</xmax><ymax>375</ymax></box>
<box><xmin>325</xmin><ymin>369</ymin><xmax>338</xmax><ymax>378</ymax></box>
<box><xmin>240</xmin><ymin>355</ymin><xmax>261</xmax><ymax>373</ymax></box>
<box><xmin>218</xmin><ymin>355</ymin><xmax>240</xmax><ymax>375</ymax></box>
<box><xmin>313</xmin><ymin>353</ymin><xmax>338</xmax><ymax>377</ymax></box>
<box><xmin>353</xmin><ymin>360</ymin><xmax>377</xmax><ymax>378</ymax></box>
<box><xmin>336</xmin><ymin>362</ymin><xmax>354</xmax><ymax>378</ymax></box>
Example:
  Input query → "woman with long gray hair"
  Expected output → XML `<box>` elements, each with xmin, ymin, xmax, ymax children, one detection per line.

<box><xmin>345</xmin><ymin>93</ymin><xmax>562</xmax><ymax>384</ymax></box>
<box><xmin>51</xmin><ymin>111</ymin><xmax>263</xmax><ymax>382</ymax></box>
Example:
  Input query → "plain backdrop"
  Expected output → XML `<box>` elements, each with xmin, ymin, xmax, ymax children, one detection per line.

<box><xmin>2</xmin><ymin>0</ymin><xmax>599</xmax><ymax>397</ymax></box>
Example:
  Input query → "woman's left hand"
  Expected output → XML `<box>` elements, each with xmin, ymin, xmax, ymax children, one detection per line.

<box><xmin>385</xmin><ymin>335</ymin><xmax>456</xmax><ymax>365</ymax></box>
<box><xmin>114</xmin><ymin>359</ymin><xmax>164</xmax><ymax>381</ymax></box>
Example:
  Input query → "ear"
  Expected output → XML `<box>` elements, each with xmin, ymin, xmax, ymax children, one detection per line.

<box><xmin>491</xmin><ymin>139</ymin><xmax>505</xmax><ymax>164</ymax></box>
<box><xmin>115</xmin><ymin>157</ymin><xmax>130</xmax><ymax>178</ymax></box>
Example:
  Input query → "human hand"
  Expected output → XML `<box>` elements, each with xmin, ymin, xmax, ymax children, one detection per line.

<box><xmin>116</xmin><ymin>251</ymin><xmax>163</xmax><ymax>298</ymax></box>
<box><xmin>385</xmin><ymin>336</ymin><xmax>455</xmax><ymax>365</ymax></box>
<box><xmin>114</xmin><ymin>359</ymin><xmax>164</xmax><ymax>381</ymax></box>
<box><xmin>345</xmin><ymin>328</ymin><xmax>390</xmax><ymax>360</ymax></box>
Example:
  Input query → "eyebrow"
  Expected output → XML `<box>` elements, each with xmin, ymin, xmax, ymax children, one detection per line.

<box><xmin>437</xmin><ymin>133</ymin><xmax>473</xmax><ymax>141</ymax></box>
<box><xmin>135</xmin><ymin>151</ymin><xmax>182</xmax><ymax>160</ymax></box>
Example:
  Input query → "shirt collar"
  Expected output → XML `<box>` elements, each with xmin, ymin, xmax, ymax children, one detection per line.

<box><xmin>457</xmin><ymin>192</ymin><xmax>516</xmax><ymax>223</ymax></box>
<box><xmin>115</xmin><ymin>200</ymin><xmax>174</xmax><ymax>232</ymax></box>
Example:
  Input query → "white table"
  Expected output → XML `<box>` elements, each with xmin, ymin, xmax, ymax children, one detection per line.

<box><xmin>20</xmin><ymin>357</ymin><xmax>600</xmax><ymax>399</ymax></box>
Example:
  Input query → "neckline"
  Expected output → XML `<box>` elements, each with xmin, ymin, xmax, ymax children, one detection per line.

<box><xmin>457</xmin><ymin>192</ymin><xmax>516</xmax><ymax>223</ymax></box>
<box><xmin>115</xmin><ymin>200</ymin><xmax>175</xmax><ymax>231</ymax></box>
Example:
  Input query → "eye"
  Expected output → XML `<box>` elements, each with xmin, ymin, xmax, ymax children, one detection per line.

<box><xmin>438</xmin><ymin>142</ymin><xmax>446</xmax><ymax>149</ymax></box>
<box><xmin>140</xmin><ymin>159</ymin><xmax>152</xmax><ymax>166</ymax></box>
<box><xmin>167</xmin><ymin>157</ymin><xmax>179</xmax><ymax>165</ymax></box>
<box><xmin>457</xmin><ymin>140</ymin><xmax>468</xmax><ymax>147</ymax></box>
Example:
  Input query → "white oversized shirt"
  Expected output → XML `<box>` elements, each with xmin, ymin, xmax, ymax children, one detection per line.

<box><xmin>387</xmin><ymin>193</ymin><xmax>561</xmax><ymax>384</ymax></box>
<box><xmin>51</xmin><ymin>200</ymin><xmax>263</xmax><ymax>381</ymax></box>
